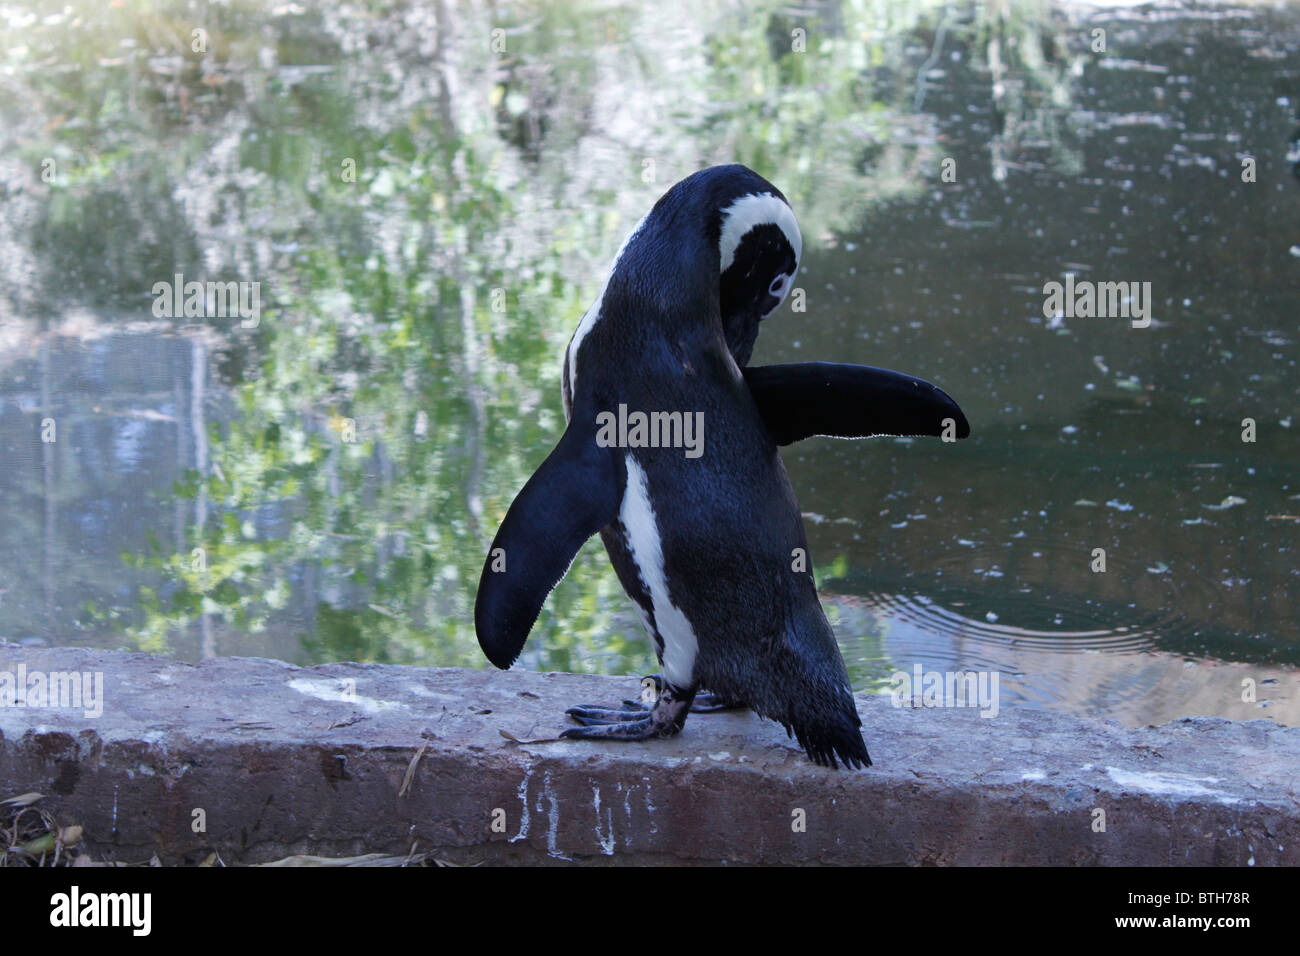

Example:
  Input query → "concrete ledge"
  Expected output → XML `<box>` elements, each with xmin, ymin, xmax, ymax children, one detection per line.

<box><xmin>0</xmin><ymin>644</ymin><xmax>1296</xmax><ymax>865</ymax></box>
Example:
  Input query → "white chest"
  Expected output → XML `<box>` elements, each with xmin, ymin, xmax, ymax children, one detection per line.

<box><xmin>619</xmin><ymin>457</ymin><xmax>700</xmax><ymax>688</ymax></box>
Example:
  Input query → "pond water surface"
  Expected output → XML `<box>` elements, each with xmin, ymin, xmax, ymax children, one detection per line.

<box><xmin>1</xmin><ymin>0</ymin><xmax>1296</xmax><ymax>727</ymax></box>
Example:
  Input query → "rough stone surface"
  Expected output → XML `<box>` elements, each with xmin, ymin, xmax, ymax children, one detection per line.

<box><xmin>0</xmin><ymin>643</ymin><xmax>1296</xmax><ymax>865</ymax></box>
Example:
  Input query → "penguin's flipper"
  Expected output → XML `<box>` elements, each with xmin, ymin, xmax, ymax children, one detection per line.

<box><xmin>475</xmin><ymin>421</ymin><xmax>625</xmax><ymax>670</ymax></box>
<box><xmin>743</xmin><ymin>362</ymin><xmax>970</xmax><ymax>446</ymax></box>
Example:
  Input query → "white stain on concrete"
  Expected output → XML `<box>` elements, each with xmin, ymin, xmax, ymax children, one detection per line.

<box><xmin>509</xmin><ymin>768</ymin><xmax>533</xmax><ymax>844</ymax></box>
<box><xmin>1021</xmin><ymin>769</ymin><xmax>1047</xmax><ymax>781</ymax></box>
<box><xmin>1106</xmin><ymin>767</ymin><xmax>1226</xmax><ymax>798</ymax></box>
<box><xmin>286</xmin><ymin>678</ymin><xmax>406</xmax><ymax>715</ymax></box>
<box><xmin>593</xmin><ymin>785</ymin><xmax>615</xmax><ymax>855</ymax></box>
<box><xmin>643</xmin><ymin>776</ymin><xmax>658</xmax><ymax>836</ymax></box>
<box><xmin>400</xmin><ymin>682</ymin><xmax>460</xmax><ymax>704</ymax></box>
<box><xmin>542</xmin><ymin>770</ymin><xmax>571</xmax><ymax>861</ymax></box>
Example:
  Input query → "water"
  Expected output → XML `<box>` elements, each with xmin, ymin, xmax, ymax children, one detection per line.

<box><xmin>1</xmin><ymin>0</ymin><xmax>1295</xmax><ymax>727</ymax></box>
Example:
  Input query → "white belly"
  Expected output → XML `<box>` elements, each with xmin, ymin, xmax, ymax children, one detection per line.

<box><xmin>619</xmin><ymin>456</ymin><xmax>699</xmax><ymax>688</ymax></box>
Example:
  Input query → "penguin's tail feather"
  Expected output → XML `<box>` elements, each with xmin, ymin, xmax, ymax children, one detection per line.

<box><xmin>753</xmin><ymin>601</ymin><xmax>873</xmax><ymax>769</ymax></box>
<box><xmin>783</xmin><ymin>713</ymin><xmax>872</xmax><ymax>770</ymax></box>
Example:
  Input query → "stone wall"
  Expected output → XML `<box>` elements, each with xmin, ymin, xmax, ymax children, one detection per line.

<box><xmin>0</xmin><ymin>644</ymin><xmax>1295</xmax><ymax>865</ymax></box>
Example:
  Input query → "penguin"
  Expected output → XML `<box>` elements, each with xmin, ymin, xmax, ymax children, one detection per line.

<box><xmin>475</xmin><ymin>165</ymin><xmax>969</xmax><ymax>768</ymax></box>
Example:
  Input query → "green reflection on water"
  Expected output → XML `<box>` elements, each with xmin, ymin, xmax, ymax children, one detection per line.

<box><xmin>6</xmin><ymin>0</ymin><xmax>1035</xmax><ymax>670</ymax></box>
<box><xmin>7</xmin><ymin>0</ymin><xmax>1294</xmax><ymax>716</ymax></box>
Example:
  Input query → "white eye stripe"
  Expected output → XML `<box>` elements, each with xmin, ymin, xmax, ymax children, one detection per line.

<box><xmin>718</xmin><ymin>193</ymin><xmax>803</xmax><ymax>274</ymax></box>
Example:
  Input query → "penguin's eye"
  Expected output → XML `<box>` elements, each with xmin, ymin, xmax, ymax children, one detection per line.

<box><xmin>768</xmin><ymin>275</ymin><xmax>787</xmax><ymax>296</ymax></box>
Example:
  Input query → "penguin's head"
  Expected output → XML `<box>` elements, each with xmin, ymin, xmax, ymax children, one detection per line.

<box><xmin>566</xmin><ymin>166</ymin><xmax>802</xmax><ymax>406</ymax></box>
<box><xmin>709</xmin><ymin>169</ymin><xmax>803</xmax><ymax>366</ymax></box>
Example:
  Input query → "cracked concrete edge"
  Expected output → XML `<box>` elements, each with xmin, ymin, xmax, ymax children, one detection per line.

<box><xmin>0</xmin><ymin>643</ymin><xmax>1295</xmax><ymax>865</ymax></box>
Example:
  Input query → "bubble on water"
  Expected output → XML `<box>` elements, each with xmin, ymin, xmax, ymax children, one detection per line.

<box><xmin>1204</xmin><ymin>496</ymin><xmax>1246</xmax><ymax>511</ymax></box>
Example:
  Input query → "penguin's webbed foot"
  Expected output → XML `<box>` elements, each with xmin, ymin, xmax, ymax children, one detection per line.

<box><xmin>561</xmin><ymin>682</ymin><xmax>696</xmax><ymax>742</ymax></box>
